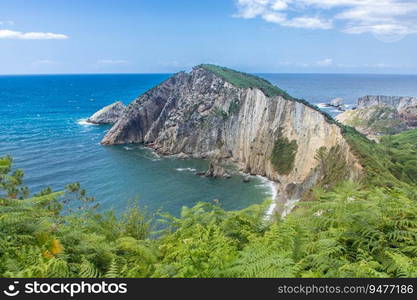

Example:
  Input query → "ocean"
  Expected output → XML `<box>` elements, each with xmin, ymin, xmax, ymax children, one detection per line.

<box><xmin>1</xmin><ymin>73</ymin><xmax>417</xmax><ymax>215</ymax></box>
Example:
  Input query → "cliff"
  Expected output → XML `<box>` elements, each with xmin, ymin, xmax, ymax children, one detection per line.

<box><xmin>358</xmin><ymin>95</ymin><xmax>417</xmax><ymax>127</ymax></box>
<box><xmin>87</xmin><ymin>101</ymin><xmax>126</xmax><ymax>124</ymax></box>
<box><xmin>337</xmin><ymin>95</ymin><xmax>417</xmax><ymax>136</ymax></box>
<box><xmin>336</xmin><ymin>106</ymin><xmax>406</xmax><ymax>136</ymax></box>
<box><xmin>101</xmin><ymin>65</ymin><xmax>362</xmax><ymax>210</ymax></box>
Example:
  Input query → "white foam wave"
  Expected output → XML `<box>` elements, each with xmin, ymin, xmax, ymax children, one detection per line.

<box><xmin>123</xmin><ymin>146</ymin><xmax>133</xmax><ymax>151</ymax></box>
<box><xmin>77</xmin><ymin>119</ymin><xmax>98</xmax><ymax>126</ymax></box>
<box><xmin>255</xmin><ymin>175</ymin><xmax>278</xmax><ymax>217</ymax></box>
<box><xmin>145</xmin><ymin>150</ymin><xmax>161</xmax><ymax>161</ymax></box>
<box><xmin>176</xmin><ymin>167</ymin><xmax>197</xmax><ymax>172</ymax></box>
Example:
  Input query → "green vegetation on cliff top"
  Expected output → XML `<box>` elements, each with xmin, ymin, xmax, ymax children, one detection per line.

<box><xmin>199</xmin><ymin>64</ymin><xmax>336</xmax><ymax>125</ymax></box>
<box><xmin>339</xmin><ymin>126</ymin><xmax>417</xmax><ymax>188</ymax></box>
<box><xmin>200</xmin><ymin>64</ymin><xmax>292</xmax><ymax>99</ymax></box>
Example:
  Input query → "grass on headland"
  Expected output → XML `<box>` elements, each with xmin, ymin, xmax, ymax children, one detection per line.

<box><xmin>199</xmin><ymin>64</ymin><xmax>336</xmax><ymax>124</ymax></box>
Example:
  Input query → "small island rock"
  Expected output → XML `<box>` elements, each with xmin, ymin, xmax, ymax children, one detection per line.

<box><xmin>328</xmin><ymin>98</ymin><xmax>345</xmax><ymax>111</ymax></box>
<box><xmin>205</xmin><ymin>161</ymin><xmax>227</xmax><ymax>178</ymax></box>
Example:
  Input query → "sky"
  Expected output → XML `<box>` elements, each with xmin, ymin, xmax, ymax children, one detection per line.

<box><xmin>0</xmin><ymin>0</ymin><xmax>417</xmax><ymax>74</ymax></box>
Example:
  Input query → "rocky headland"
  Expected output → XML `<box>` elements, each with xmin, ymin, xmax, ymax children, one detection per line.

<box><xmin>98</xmin><ymin>65</ymin><xmax>363</xmax><ymax>214</ymax></box>
<box><xmin>336</xmin><ymin>95</ymin><xmax>417</xmax><ymax>136</ymax></box>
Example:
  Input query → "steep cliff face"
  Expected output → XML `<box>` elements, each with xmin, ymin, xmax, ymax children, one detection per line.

<box><xmin>358</xmin><ymin>95</ymin><xmax>417</xmax><ymax>127</ymax></box>
<box><xmin>101</xmin><ymin>65</ymin><xmax>362</xmax><ymax>207</ymax></box>
<box><xmin>337</xmin><ymin>95</ymin><xmax>417</xmax><ymax>136</ymax></box>
<box><xmin>336</xmin><ymin>105</ymin><xmax>406</xmax><ymax>136</ymax></box>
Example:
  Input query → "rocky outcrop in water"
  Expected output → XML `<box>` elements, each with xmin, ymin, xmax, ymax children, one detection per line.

<box><xmin>87</xmin><ymin>101</ymin><xmax>126</xmax><ymax>124</ymax></box>
<box><xmin>205</xmin><ymin>161</ymin><xmax>229</xmax><ymax>178</ymax></box>
<box><xmin>327</xmin><ymin>98</ymin><xmax>345</xmax><ymax>111</ymax></box>
<box><xmin>101</xmin><ymin>65</ymin><xmax>362</xmax><ymax>211</ymax></box>
<box><xmin>337</xmin><ymin>95</ymin><xmax>417</xmax><ymax>136</ymax></box>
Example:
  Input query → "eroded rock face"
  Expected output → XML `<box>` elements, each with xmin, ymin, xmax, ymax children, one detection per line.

<box><xmin>205</xmin><ymin>161</ymin><xmax>229</xmax><ymax>178</ymax></box>
<box><xmin>358</xmin><ymin>96</ymin><xmax>417</xmax><ymax>127</ymax></box>
<box><xmin>87</xmin><ymin>101</ymin><xmax>126</xmax><ymax>124</ymax></box>
<box><xmin>101</xmin><ymin>66</ymin><xmax>362</xmax><ymax>205</ymax></box>
<box><xmin>337</xmin><ymin>95</ymin><xmax>417</xmax><ymax>136</ymax></box>
<box><xmin>336</xmin><ymin>105</ymin><xmax>406</xmax><ymax>136</ymax></box>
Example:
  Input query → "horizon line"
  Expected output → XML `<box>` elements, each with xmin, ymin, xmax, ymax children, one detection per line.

<box><xmin>1</xmin><ymin>71</ymin><xmax>417</xmax><ymax>76</ymax></box>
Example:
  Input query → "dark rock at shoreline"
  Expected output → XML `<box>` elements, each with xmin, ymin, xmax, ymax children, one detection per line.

<box><xmin>326</xmin><ymin>98</ymin><xmax>345</xmax><ymax>111</ymax></box>
<box><xmin>205</xmin><ymin>161</ymin><xmax>229</xmax><ymax>179</ymax></box>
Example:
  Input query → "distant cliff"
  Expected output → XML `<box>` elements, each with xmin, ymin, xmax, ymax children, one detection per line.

<box><xmin>358</xmin><ymin>95</ymin><xmax>417</xmax><ymax>127</ymax></box>
<box><xmin>337</xmin><ymin>95</ymin><xmax>417</xmax><ymax>136</ymax></box>
<box><xmin>101</xmin><ymin>65</ymin><xmax>362</xmax><ymax>209</ymax></box>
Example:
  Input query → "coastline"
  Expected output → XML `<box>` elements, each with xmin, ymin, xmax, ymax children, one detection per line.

<box><xmin>255</xmin><ymin>175</ymin><xmax>278</xmax><ymax>217</ymax></box>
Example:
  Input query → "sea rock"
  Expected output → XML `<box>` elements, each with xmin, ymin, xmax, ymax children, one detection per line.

<box><xmin>328</xmin><ymin>98</ymin><xmax>345</xmax><ymax>111</ymax></box>
<box><xmin>100</xmin><ymin>65</ymin><xmax>362</xmax><ymax>205</ymax></box>
<box><xmin>205</xmin><ymin>161</ymin><xmax>228</xmax><ymax>178</ymax></box>
<box><xmin>330</xmin><ymin>98</ymin><xmax>343</xmax><ymax>107</ymax></box>
<box><xmin>337</xmin><ymin>95</ymin><xmax>417</xmax><ymax>136</ymax></box>
<box><xmin>87</xmin><ymin>101</ymin><xmax>126</xmax><ymax>124</ymax></box>
<box><xmin>242</xmin><ymin>177</ymin><xmax>251</xmax><ymax>183</ymax></box>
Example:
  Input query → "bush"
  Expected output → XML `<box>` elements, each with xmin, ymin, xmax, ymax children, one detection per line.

<box><xmin>270</xmin><ymin>134</ymin><xmax>298</xmax><ymax>175</ymax></box>
<box><xmin>1</xmin><ymin>156</ymin><xmax>417</xmax><ymax>278</ymax></box>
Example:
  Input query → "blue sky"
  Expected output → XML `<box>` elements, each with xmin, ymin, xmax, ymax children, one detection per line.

<box><xmin>1</xmin><ymin>0</ymin><xmax>416</xmax><ymax>74</ymax></box>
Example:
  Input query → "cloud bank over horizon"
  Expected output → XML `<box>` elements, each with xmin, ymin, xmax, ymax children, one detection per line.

<box><xmin>234</xmin><ymin>0</ymin><xmax>417</xmax><ymax>42</ymax></box>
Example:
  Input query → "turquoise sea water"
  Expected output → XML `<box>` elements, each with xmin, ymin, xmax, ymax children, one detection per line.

<box><xmin>1</xmin><ymin>73</ymin><xmax>417</xmax><ymax>215</ymax></box>
<box><xmin>0</xmin><ymin>74</ymin><xmax>273</xmax><ymax>215</ymax></box>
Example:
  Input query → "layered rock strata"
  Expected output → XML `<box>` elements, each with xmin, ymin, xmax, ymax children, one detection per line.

<box><xmin>101</xmin><ymin>65</ymin><xmax>362</xmax><ymax>211</ymax></box>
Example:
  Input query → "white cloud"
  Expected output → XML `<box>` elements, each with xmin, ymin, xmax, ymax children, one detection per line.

<box><xmin>235</xmin><ymin>0</ymin><xmax>332</xmax><ymax>29</ymax></box>
<box><xmin>0</xmin><ymin>29</ymin><xmax>68</xmax><ymax>40</ymax></box>
<box><xmin>262</xmin><ymin>12</ymin><xmax>286</xmax><ymax>24</ymax></box>
<box><xmin>97</xmin><ymin>59</ymin><xmax>128</xmax><ymax>65</ymax></box>
<box><xmin>316</xmin><ymin>58</ymin><xmax>333</xmax><ymax>66</ymax></box>
<box><xmin>283</xmin><ymin>17</ymin><xmax>332</xmax><ymax>29</ymax></box>
<box><xmin>234</xmin><ymin>0</ymin><xmax>417</xmax><ymax>41</ymax></box>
